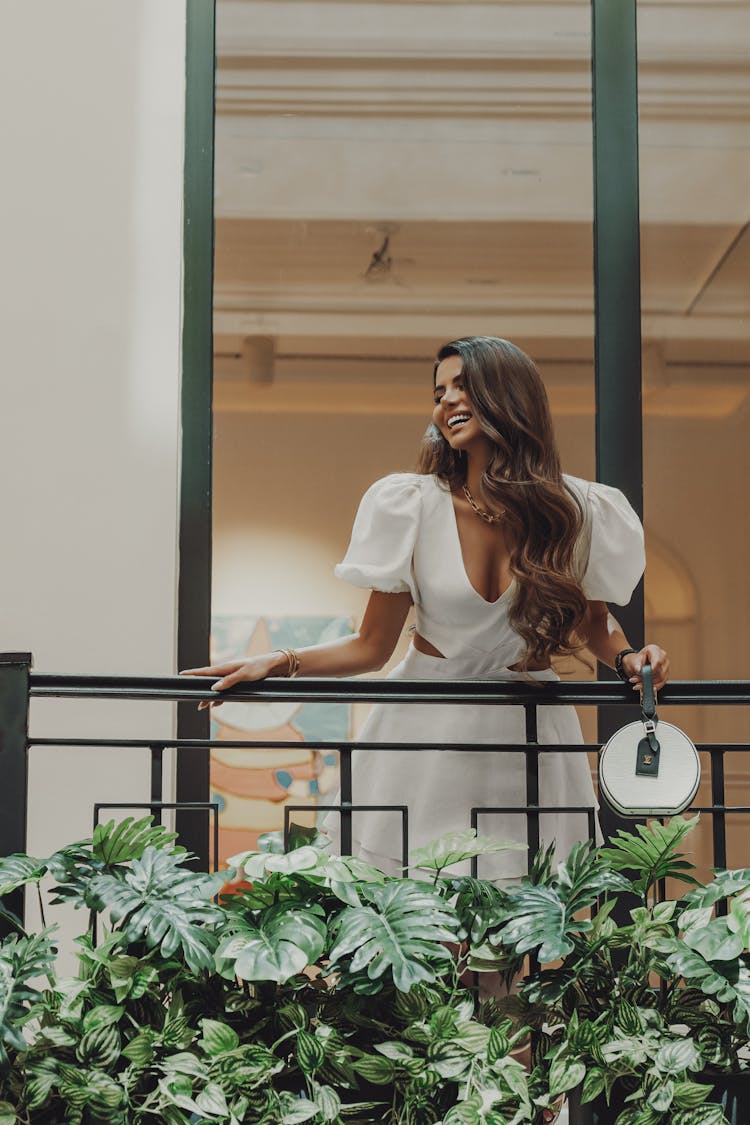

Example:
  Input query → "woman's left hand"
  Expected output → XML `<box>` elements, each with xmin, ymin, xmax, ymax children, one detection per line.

<box><xmin>621</xmin><ymin>645</ymin><xmax>670</xmax><ymax>692</ymax></box>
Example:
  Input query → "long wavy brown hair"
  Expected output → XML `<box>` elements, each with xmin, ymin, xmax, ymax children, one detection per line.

<box><xmin>417</xmin><ymin>336</ymin><xmax>588</xmax><ymax>671</ymax></box>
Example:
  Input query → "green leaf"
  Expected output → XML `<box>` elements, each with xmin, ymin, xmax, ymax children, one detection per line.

<box><xmin>453</xmin><ymin>1022</ymin><xmax>491</xmax><ymax>1054</ymax></box>
<box><xmin>122</xmin><ymin>1029</ymin><xmax>156</xmax><ymax>1066</ymax></box>
<box><xmin>218</xmin><ymin>904</ymin><xmax>326</xmax><ymax>984</ymax></box>
<box><xmin>375</xmin><ymin>1041</ymin><xmax>415</xmax><ymax>1062</ymax></box>
<box><xmin>683</xmin><ymin>918</ymin><xmax>745</xmax><ymax>962</ymax></box>
<box><xmin>430</xmin><ymin>1006</ymin><xmax>458</xmax><ymax>1039</ymax></box>
<box><xmin>278</xmin><ymin>1093</ymin><xmax>319</xmax><ymax>1124</ymax></box>
<box><xmin>598</xmin><ymin>815</ymin><xmax>700</xmax><ymax>898</ymax></box>
<box><xmin>0</xmin><ymin>853</ymin><xmax>47</xmax><ymax>896</ymax></box>
<box><xmin>307</xmin><ymin>854</ymin><xmax>387</xmax><ymax>906</ymax></box>
<box><xmin>297</xmin><ymin>1028</ymin><xmax>326</xmax><ymax>1074</ymax></box>
<box><xmin>276</xmin><ymin>1002</ymin><xmax>308</xmax><ymax>1031</ymax></box>
<box><xmin>242</xmin><ymin>846</ymin><xmax>322</xmax><ymax>881</ymax></box>
<box><xmin>653</xmin><ymin>899</ymin><xmax>678</xmax><ymax>923</ymax></box>
<box><xmin>675</xmin><ymin>1107</ymin><xmax>731</xmax><ymax>1125</ymax></box>
<box><xmin>82</xmin><ymin>1004</ymin><xmax>124</xmax><ymax>1033</ymax></box>
<box><xmin>0</xmin><ymin>930</ymin><xmax>57</xmax><ymax>1053</ymax></box>
<box><xmin>662</xmin><ymin>940</ymin><xmax>750</xmax><ymax>1023</ymax></box>
<box><xmin>649</xmin><ymin>1079</ymin><xmax>675</xmax><ymax>1112</ymax></box>
<box><xmin>683</xmin><ymin>869</ymin><xmax>750</xmax><ymax>911</ymax></box>
<box><xmin>580</xmin><ymin>1067</ymin><xmax>606</xmax><ymax>1104</ymax></box>
<box><xmin>195</xmin><ymin>1083</ymin><xmax>229</xmax><ymax>1118</ymax></box>
<box><xmin>255</xmin><ymin>830</ymin><xmax>286</xmax><ymax>855</ymax></box>
<box><xmin>443</xmin><ymin>1103</ymin><xmax>482</xmax><ymax>1125</ymax></box>
<box><xmin>76</xmin><ymin>1023</ymin><xmax>121</xmax><ymax>1068</ymax></box>
<box><xmin>549</xmin><ymin>1055</ymin><xmax>586</xmax><ymax>1096</ymax></box>
<box><xmin>410</xmin><ymin>829</ymin><xmax>526</xmax><ymax>872</ymax></box>
<box><xmin>314</xmin><ymin>1085</ymin><xmax>341</xmax><ymax>1123</ymax></box>
<box><xmin>486</xmin><ymin>1025</ymin><xmax>510</xmax><ymax>1065</ymax></box>
<box><xmin>328</xmin><ymin>881</ymin><xmax>458</xmax><ymax>991</ymax></box>
<box><xmin>87</xmin><ymin>847</ymin><xmax>224</xmax><ymax>972</ymax></box>
<box><xmin>0</xmin><ymin>1102</ymin><xmax>15</xmax><ymax>1125</ymax></box>
<box><xmin>352</xmin><ymin>1054</ymin><xmax>395</xmax><ymax>1084</ymax></box>
<box><xmin>672</xmin><ymin>1081</ymin><xmax>713</xmax><ymax>1109</ymax></box>
<box><xmin>200</xmin><ymin>1018</ymin><xmax>239</xmax><ymax>1056</ymax></box>
<box><xmin>654</xmin><ymin>1037</ymin><xmax>702</xmax><ymax>1074</ymax></box>
<box><xmin>491</xmin><ymin>841</ymin><xmax>629</xmax><ymax>962</ymax></box>
<box><xmin>93</xmin><ymin>815</ymin><xmax>179</xmax><ymax>865</ymax></box>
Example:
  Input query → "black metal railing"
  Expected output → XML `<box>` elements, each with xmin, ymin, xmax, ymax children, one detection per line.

<box><xmin>2</xmin><ymin>654</ymin><xmax>750</xmax><ymax>923</ymax></box>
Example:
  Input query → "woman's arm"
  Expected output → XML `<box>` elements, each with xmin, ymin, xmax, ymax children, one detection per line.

<box><xmin>581</xmin><ymin>600</ymin><xmax>670</xmax><ymax>691</ymax></box>
<box><xmin>181</xmin><ymin>590</ymin><xmax>412</xmax><ymax>706</ymax></box>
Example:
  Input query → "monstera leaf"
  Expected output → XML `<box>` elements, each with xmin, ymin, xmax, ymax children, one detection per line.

<box><xmin>660</xmin><ymin>939</ymin><xmax>750</xmax><ymax>1025</ymax></box>
<box><xmin>0</xmin><ymin>854</ymin><xmax>48</xmax><ymax>898</ymax></box>
<box><xmin>216</xmin><ymin>903</ymin><xmax>327</xmax><ymax>984</ymax></box>
<box><xmin>328</xmin><ymin>881</ymin><xmax>458</xmax><ymax>991</ymax></box>
<box><xmin>92</xmin><ymin>816</ymin><xmax>181</xmax><ymax>865</ymax></box>
<box><xmin>410</xmin><ymin>830</ymin><xmax>526</xmax><ymax>875</ymax></box>
<box><xmin>598</xmin><ymin>816</ymin><xmax>700</xmax><ymax>899</ymax></box>
<box><xmin>491</xmin><ymin>841</ymin><xmax>629</xmax><ymax>962</ymax></box>
<box><xmin>86</xmin><ymin>847</ymin><xmax>225</xmax><ymax>972</ymax></box>
<box><xmin>0</xmin><ymin>930</ymin><xmax>57</xmax><ymax>1059</ymax></box>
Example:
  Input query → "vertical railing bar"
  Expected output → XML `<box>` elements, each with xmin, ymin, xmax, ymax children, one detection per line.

<box><xmin>587</xmin><ymin>808</ymin><xmax>597</xmax><ymax>849</ymax></box>
<box><xmin>655</xmin><ymin>816</ymin><xmax>667</xmax><ymax>905</ymax></box>
<box><xmin>525</xmin><ymin>705</ymin><xmax>540</xmax><ymax>873</ymax></box>
<box><xmin>711</xmin><ymin>749</ymin><xmax>728</xmax><ymax>917</ymax></box>
<box><xmin>0</xmin><ymin>654</ymin><xmax>31</xmax><ymax>931</ymax></box>
<box><xmin>339</xmin><ymin>747</ymin><xmax>353</xmax><ymax>857</ymax></box>
<box><xmin>471</xmin><ymin>807</ymin><xmax>479</xmax><ymax>880</ymax></box>
<box><xmin>150</xmin><ymin>744</ymin><xmax>164</xmax><ymax>825</ymax></box>
<box><xmin>212</xmin><ymin>802</ymin><xmax>220</xmax><ymax>874</ymax></box>
<box><xmin>401</xmin><ymin>808</ymin><xmax>409</xmax><ymax>879</ymax></box>
<box><xmin>283</xmin><ymin>806</ymin><xmax>291</xmax><ymax>851</ymax></box>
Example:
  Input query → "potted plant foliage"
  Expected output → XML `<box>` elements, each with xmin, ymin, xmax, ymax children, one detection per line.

<box><xmin>467</xmin><ymin>815</ymin><xmax>750</xmax><ymax>1125</ymax></box>
<box><xmin>0</xmin><ymin>818</ymin><xmax>547</xmax><ymax>1124</ymax></box>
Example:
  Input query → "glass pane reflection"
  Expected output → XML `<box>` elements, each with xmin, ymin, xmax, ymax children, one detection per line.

<box><xmin>639</xmin><ymin>0</ymin><xmax>750</xmax><ymax>876</ymax></box>
<box><xmin>211</xmin><ymin>0</ymin><xmax>596</xmax><ymax>865</ymax></box>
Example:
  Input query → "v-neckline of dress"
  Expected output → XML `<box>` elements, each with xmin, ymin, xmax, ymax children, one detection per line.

<box><xmin>438</xmin><ymin>478</ymin><xmax>515</xmax><ymax>607</ymax></box>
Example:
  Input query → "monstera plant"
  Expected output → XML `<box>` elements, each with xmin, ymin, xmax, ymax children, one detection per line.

<box><xmin>0</xmin><ymin>818</ymin><xmax>545</xmax><ymax>1124</ymax></box>
<box><xmin>468</xmin><ymin>815</ymin><xmax>750</xmax><ymax>1125</ymax></box>
<box><xmin>2</xmin><ymin>812</ymin><xmax>747</xmax><ymax>1125</ymax></box>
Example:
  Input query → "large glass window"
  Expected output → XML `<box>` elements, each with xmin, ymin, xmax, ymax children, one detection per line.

<box><xmin>210</xmin><ymin>0</ymin><xmax>596</xmax><ymax>866</ymax></box>
<box><xmin>639</xmin><ymin>0</ymin><xmax>750</xmax><ymax>874</ymax></box>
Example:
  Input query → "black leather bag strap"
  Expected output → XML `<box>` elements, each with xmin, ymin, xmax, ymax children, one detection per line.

<box><xmin>641</xmin><ymin>662</ymin><xmax>659</xmax><ymax>752</ymax></box>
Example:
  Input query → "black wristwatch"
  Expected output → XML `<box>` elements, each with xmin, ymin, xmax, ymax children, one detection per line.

<box><xmin>614</xmin><ymin>647</ymin><xmax>638</xmax><ymax>682</ymax></box>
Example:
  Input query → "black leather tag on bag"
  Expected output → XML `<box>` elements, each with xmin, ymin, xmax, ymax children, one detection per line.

<box><xmin>635</xmin><ymin>737</ymin><xmax>660</xmax><ymax>777</ymax></box>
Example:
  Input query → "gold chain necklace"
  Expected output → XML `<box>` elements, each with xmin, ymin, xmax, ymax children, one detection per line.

<box><xmin>462</xmin><ymin>485</ymin><xmax>504</xmax><ymax>524</ymax></box>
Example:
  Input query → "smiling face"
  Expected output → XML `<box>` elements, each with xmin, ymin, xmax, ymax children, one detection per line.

<box><xmin>432</xmin><ymin>354</ymin><xmax>492</xmax><ymax>456</ymax></box>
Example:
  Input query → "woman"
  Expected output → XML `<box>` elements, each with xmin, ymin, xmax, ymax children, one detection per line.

<box><xmin>185</xmin><ymin>336</ymin><xmax>669</xmax><ymax>880</ymax></box>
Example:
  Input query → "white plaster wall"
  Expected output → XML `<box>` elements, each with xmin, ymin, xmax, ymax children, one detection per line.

<box><xmin>0</xmin><ymin>2</ymin><xmax>187</xmax><ymax>917</ymax></box>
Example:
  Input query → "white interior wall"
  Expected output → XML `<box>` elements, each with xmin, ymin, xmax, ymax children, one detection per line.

<box><xmin>0</xmin><ymin>1</ymin><xmax>187</xmax><ymax>937</ymax></box>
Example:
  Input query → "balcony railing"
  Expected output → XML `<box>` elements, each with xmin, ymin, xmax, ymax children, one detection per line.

<box><xmin>2</xmin><ymin>653</ymin><xmax>750</xmax><ymax>923</ymax></box>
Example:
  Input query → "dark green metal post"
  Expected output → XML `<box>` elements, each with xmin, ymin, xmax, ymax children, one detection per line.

<box><xmin>0</xmin><ymin>654</ymin><xmax>31</xmax><ymax>925</ymax></box>
<box><xmin>591</xmin><ymin>0</ymin><xmax>646</xmax><ymax>846</ymax></box>
<box><xmin>176</xmin><ymin>0</ymin><xmax>216</xmax><ymax>868</ymax></box>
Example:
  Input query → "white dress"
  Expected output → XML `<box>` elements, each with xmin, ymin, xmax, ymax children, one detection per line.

<box><xmin>327</xmin><ymin>472</ymin><xmax>645</xmax><ymax>879</ymax></box>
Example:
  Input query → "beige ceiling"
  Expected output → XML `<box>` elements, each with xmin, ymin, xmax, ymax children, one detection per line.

<box><xmin>213</xmin><ymin>0</ymin><xmax>750</xmax><ymax>417</ymax></box>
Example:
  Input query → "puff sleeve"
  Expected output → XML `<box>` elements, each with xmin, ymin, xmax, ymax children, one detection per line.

<box><xmin>334</xmin><ymin>473</ymin><xmax>421</xmax><ymax>599</ymax></box>
<box><xmin>579</xmin><ymin>480</ymin><xmax>645</xmax><ymax>604</ymax></box>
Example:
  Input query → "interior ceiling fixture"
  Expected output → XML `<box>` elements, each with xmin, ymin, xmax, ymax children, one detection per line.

<box><xmin>363</xmin><ymin>223</ymin><xmax>413</xmax><ymax>284</ymax></box>
<box><xmin>365</xmin><ymin>233</ymin><xmax>393</xmax><ymax>279</ymax></box>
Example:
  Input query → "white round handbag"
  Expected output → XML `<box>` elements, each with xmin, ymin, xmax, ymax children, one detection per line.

<box><xmin>599</xmin><ymin>662</ymin><xmax>700</xmax><ymax>818</ymax></box>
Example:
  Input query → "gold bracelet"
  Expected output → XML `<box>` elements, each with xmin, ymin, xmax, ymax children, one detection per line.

<box><xmin>274</xmin><ymin>648</ymin><xmax>301</xmax><ymax>678</ymax></box>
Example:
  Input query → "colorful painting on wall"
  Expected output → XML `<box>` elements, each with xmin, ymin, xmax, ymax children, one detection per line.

<box><xmin>209</xmin><ymin>614</ymin><xmax>352</xmax><ymax>871</ymax></box>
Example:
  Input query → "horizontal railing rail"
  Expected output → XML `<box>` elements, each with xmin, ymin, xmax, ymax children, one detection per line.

<box><xmin>1</xmin><ymin>662</ymin><xmax>748</xmax><ymax>923</ymax></box>
<box><xmin>28</xmin><ymin>673</ymin><xmax>750</xmax><ymax>705</ymax></box>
